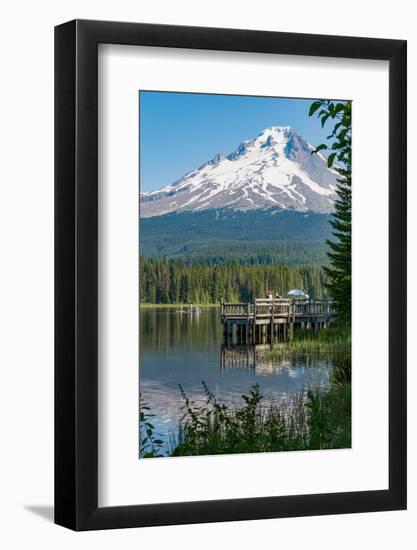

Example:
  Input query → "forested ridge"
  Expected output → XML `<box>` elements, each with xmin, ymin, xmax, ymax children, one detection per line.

<box><xmin>140</xmin><ymin>257</ymin><xmax>328</xmax><ymax>304</ymax></box>
<box><xmin>140</xmin><ymin>208</ymin><xmax>332</xmax><ymax>266</ymax></box>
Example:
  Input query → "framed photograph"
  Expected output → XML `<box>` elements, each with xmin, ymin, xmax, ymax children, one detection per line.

<box><xmin>55</xmin><ymin>19</ymin><xmax>406</xmax><ymax>530</ymax></box>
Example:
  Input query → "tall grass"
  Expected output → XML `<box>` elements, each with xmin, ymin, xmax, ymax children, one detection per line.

<box><xmin>268</xmin><ymin>324</ymin><xmax>351</xmax><ymax>359</ymax></box>
<box><xmin>169</xmin><ymin>381</ymin><xmax>351</xmax><ymax>457</ymax></box>
<box><xmin>139</xmin><ymin>397</ymin><xmax>165</xmax><ymax>458</ymax></box>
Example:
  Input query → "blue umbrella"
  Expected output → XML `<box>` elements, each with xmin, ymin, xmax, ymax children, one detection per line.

<box><xmin>287</xmin><ymin>289</ymin><xmax>309</xmax><ymax>299</ymax></box>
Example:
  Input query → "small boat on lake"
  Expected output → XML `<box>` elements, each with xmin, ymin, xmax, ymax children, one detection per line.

<box><xmin>176</xmin><ymin>304</ymin><xmax>202</xmax><ymax>314</ymax></box>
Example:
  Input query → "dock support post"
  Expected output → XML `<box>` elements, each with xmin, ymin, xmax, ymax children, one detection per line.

<box><xmin>232</xmin><ymin>323</ymin><xmax>237</xmax><ymax>345</ymax></box>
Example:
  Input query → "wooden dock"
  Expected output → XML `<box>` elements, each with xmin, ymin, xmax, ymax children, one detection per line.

<box><xmin>221</xmin><ymin>298</ymin><xmax>336</xmax><ymax>345</ymax></box>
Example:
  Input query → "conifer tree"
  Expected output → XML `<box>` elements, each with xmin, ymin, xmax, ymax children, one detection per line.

<box><xmin>309</xmin><ymin>99</ymin><xmax>352</xmax><ymax>324</ymax></box>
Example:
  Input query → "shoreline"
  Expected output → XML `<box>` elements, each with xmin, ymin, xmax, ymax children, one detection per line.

<box><xmin>140</xmin><ymin>303</ymin><xmax>220</xmax><ymax>309</ymax></box>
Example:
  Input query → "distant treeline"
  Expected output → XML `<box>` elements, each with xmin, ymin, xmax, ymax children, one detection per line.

<box><xmin>140</xmin><ymin>257</ymin><xmax>328</xmax><ymax>304</ymax></box>
<box><xmin>158</xmin><ymin>241</ymin><xmax>329</xmax><ymax>268</ymax></box>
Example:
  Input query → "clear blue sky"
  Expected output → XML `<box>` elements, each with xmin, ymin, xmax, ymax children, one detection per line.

<box><xmin>139</xmin><ymin>91</ymin><xmax>338</xmax><ymax>192</ymax></box>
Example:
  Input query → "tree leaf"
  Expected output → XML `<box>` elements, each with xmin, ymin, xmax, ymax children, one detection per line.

<box><xmin>311</xmin><ymin>143</ymin><xmax>327</xmax><ymax>155</ymax></box>
<box><xmin>321</xmin><ymin>113</ymin><xmax>330</xmax><ymax>127</ymax></box>
<box><xmin>333</xmin><ymin>103</ymin><xmax>345</xmax><ymax>115</ymax></box>
<box><xmin>309</xmin><ymin>101</ymin><xmax>322</xmax><ymax>117</ymax></box>
<box><xmin>327</xmin><ymin>152</ymin><xmax>337</xmax><ymax>168</ymax></box>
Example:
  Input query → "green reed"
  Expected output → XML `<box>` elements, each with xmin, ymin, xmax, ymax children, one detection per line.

<box><xmin>267</xmin><ymin>324</ymin><xmax>351</xmax><ymax>359</ymax></box>
<box><xmin>168</xmin><ymin>380</ymin><xmax>351</xmax><ymax>457</ymax></box>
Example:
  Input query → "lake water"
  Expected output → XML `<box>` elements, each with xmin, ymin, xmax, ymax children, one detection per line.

<box><xmin>140</xmin><ymin>306</ymin><xmax>334</xmax><ymax>454</ymax></box>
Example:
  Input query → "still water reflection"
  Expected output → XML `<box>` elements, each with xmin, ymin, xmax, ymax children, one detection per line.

<box><xmin>140</xmin><ymin>307</ymin><xmax>333</xmax><ymax>453</ymax></box>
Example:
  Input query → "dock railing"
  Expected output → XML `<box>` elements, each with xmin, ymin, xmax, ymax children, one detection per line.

<box><xmin>221</xmin><ymin>298</ymin><xmax>335</xmax><ymax>321</ymax></box>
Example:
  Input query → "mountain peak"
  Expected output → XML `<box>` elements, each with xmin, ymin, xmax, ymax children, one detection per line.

<box><xmin>140</xmin><ymin>127</ymin><xmax>338</xmax><ymax>218</ymax></box>
<box><xmin>258</xmin><ymin>125</ymin><xmax>292</xmax><ymax>136</ymax></box>
<box><xmin>227</xmin><ymin>126</ymin><xmax>298</xmax><ymax>161</ymax></box>
<box><xmin>256</xmin><ymin>126</ymin><xmax>296</xmax><ymax>142</ymax></box>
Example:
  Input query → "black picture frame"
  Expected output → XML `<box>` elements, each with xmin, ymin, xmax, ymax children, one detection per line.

<box><xmin>55</xmin><ymin>19</ymin><xmax>407</xmax><ymax>531</ymax></box>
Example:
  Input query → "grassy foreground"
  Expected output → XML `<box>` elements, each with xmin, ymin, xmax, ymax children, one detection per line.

<box><xmin>140</xmin><ymin>379</ymin><xmax>351</xmax><ymax>458</ymax></box>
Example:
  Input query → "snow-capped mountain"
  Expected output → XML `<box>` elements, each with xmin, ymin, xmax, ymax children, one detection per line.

<box><xmin>140</xmin><ymin>126</ymin><xmax>338</xmax><ymax>218</ymax></box>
